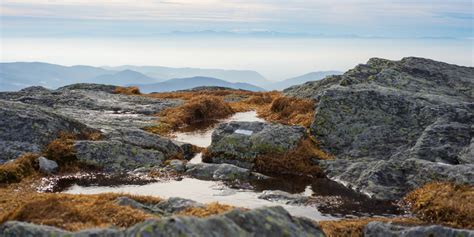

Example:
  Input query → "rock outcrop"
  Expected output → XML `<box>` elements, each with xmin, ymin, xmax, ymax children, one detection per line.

<box><xmin>204</xmin><ymin>121</ymin><xmax>306</xmax><ymax>169</ymax></box>
<box><xmin>0</xmin><ymin>100</ymin><xmax>96</xmax><ymax>163</ymax></box>
<box><xmin>284</xmin><ymin>57</ymin><xmax>474</xmax><ymax>199</ymax></box>
<box><xmin>0</xmin><ymin>206</ymin><xmax>325</xmax><ymax>237</ymax></box>
<box><xmin>364</xmin><ymin>222</ymin><xmax>474</xmax><ymax>237</ymax></box>
<box><xmin>0</xmin><ymin>84</ymin><xmax>188</xmax><ymax>170</ymax></box>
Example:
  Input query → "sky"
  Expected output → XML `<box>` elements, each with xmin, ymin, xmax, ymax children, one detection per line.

<box><xmin>1</xmin><ymin>0</ymin><xmax>473</xmax><ymax>80</ymax></box>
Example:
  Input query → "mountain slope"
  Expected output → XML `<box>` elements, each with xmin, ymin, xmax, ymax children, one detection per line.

<box><xmin>92</xmin><ymin>70</ymin><xmax>159</xmax><ymax>85</ymax></box>
<box><xmin>0</xmin><ymin>62</ymin><xmax>114</xmax><ymax>91</ymax></box>
<box><xmin>133</xmin><ymin>76</ymin><xmax>265</xmax><ymax>93</ymax></box>
<box><xmin>104</xmin><ymin>65</ymin><xmax>269</xmax><ymax>87</ymax></box>
<box><xmin>266</xmin><ymin>71</ymin><xmax>343</xmax><ymax>90</ymax></box>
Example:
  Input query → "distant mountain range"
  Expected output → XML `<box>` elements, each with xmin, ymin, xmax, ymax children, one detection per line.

<box><xmin>132</xmin><ymin>76</ymin><xmax>265</xmax><ymax>93</ymax></box>
<box><xmin>102</xmin><ymin>65</ymin><xmax>269</xmax><ymax>87</ymax></box>
<box><xmin>0</xmin><ymin>62</ymin><xmax>341</xmax><ymax>92</ymax></box>
<box><xmin>265</xmin><ymin>71</ymin><xmax>343</xmax><ymax>90</ymax></box>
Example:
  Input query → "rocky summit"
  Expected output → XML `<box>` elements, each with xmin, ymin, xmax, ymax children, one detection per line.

<box><xmin>285</xmin><ymin>57</ymin><xmax>474</xmax><ymax>200</ymax></box>
<box><xmin>0</xmin><ymin>57</ymin><xmax>472</xmax><ymax>237</ymax></box>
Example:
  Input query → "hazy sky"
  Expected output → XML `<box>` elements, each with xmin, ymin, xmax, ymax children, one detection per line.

<box><xmin>1</xmin><ymin>0</ymin><xmax>473</xmax><ymax>80</ymax></box>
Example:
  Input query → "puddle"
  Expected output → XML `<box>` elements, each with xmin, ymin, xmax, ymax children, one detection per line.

<box><xmin>173</xmin><ymin>111</ymin><xmax>264</xmax><ymax>147</ymax></box>
<box><xmin>62</xmin><ymin>111</ymin><xmax>403</xmax><ymax>221</ymax></box>
<box><xmin>64</xmin><ymin>178</ymin><xmax>336</xmax><ymax>221</ymax></box>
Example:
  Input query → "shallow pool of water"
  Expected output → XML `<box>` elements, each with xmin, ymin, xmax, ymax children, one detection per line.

<box><xmin>173</xmin><ymin>111</ymin><xmax>264</xmax><ymax>147</ymax></box>
<box><xmin>62</xmin><ymin>111</ymin><xmax>402</xmax><ymax>220</ymax></box>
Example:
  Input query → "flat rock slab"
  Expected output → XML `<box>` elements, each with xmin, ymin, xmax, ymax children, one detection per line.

<box><xmin>74</xmin><ymin>140</ymin><xmax>165</xmax><ymax>172</ymax></box>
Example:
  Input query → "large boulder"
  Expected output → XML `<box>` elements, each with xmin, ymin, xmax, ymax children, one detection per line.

<box><xmin>0</xmin><ymin>100</ymin><xmax>96</xmax><ymax>163</ymax></box>
<box><xmin>0</xmin><ymin>206</ymin><xmax>325</xmax><ymax>237</ymax></box>
<box><xmin>204</xmin><ymin>121</ymin><xmax>306</xmax><ymax>169</ymax></box>
<box><xmin>364</xmin><ymin>222</ymin><xmax>474</xmax><ymax>237</ymax></box>
<box><xmin>285</xmin><ymin>57</ymin><xmax>474</xmax><ymax>199</ymax></box>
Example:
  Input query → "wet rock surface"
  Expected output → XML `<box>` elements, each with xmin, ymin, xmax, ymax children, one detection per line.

<box><xmin>204</xmin><ymin>121</ymin><xmax>306</xmax><ymax>169</ymax></box>
<box><xmin>0</xmin><ymin>206</ymin><xmax>325</xmax><ymax>237</ymax></box>
<box><xmin>364</xmin><ymin>222</ymin><xmax>474</xmax><ymax>237</ymax></box>
<box><xmin>185</xmin><ymin>162</ymin><xmax>268</xmax><ymax>181</ymax></box>
<box><xmin>285</xmin><ymin>57</ymin><xmax>474</xmax><ymax>199</ymax></box>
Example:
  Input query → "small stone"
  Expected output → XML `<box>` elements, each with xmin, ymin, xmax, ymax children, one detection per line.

<box><xmin>37</xmin><ymin>156</ymin><xmax>58</xmax><ymax>174</ymax></box>
<box><xmin>167</xmin><ymin>159</ymin><xmax>186</xmax><ymax>173</ymax></box>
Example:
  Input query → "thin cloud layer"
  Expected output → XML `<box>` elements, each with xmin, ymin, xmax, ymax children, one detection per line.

<box><xmin>1</xmin><ymin>0</ymin><xmax>473</xmax><ymax>38</ymax></box>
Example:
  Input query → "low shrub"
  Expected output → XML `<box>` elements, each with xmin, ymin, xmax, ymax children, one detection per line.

<box><xmin>403</xmin><ymin>182</ymin><xmax>474</xmax><ymax>229</ymax></box>
<box><xmin>113</xmin><ymin>86</ymin><xmax>141</xmax><ymax>95</ymax></box>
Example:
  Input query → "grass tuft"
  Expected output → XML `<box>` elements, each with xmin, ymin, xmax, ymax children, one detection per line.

<box><xmin>258</xmin><ymin>96</ymin><xmax>315</xmax><ymax>127</ymax></box>
<box><xmin>149</xmin><ymin>95</ymin><xmax>235</xmax><ymax>135</ymax></box>
<box><xmin>254</xmin><ymin>137</ymin><xmax>331</xmax><ymax>177</ymax></box>
<box><xmin>0</xmin><ymin>153</ymin><xmax>39</xmax><ymax>184</ymax></box>
<box><xmin>319</xmin><ymin>217</ymin><xmax>425</xmax><ymax>237</ymax></box>
<box><xmin>403</xmin><ymin>182</ymin><xmax>474</xmax><ymax>229</ymax></box>
<box><xmin>0</xmin><ymin>192</ymin><xmax>160</xmax><ymax>231</ymax></box>
<box><xmin>113</xmin><ymin>86</ymin><xmax>141</xmax><ymax>95</ymax></box>
<box><xmin>177</xmin><ymin>202</ymin><xmax>238</xmax><ymax>217</ymax></box>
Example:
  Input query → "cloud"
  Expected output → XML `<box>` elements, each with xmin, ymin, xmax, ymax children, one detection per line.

<box><xmin>1</xmin><ymin>0</ymin><xmax>472</xmax><ymax>38</ymax></box>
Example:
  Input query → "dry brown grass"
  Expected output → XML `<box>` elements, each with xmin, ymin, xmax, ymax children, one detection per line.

<box><xmin>148</xmin><ymin>95</ymin><xmax>235</xmax><ymax>135</ymax></box>
<box><xmin>0</xmin><ymin>153</ymin><xmax>39</xmax><ymax>184</ymax></box>
<box><xmin>404</xmin><ymin>182</ymin><xmax>474</xmax><ymax>229</ymax></box>
<box><xmin>0</xmin><ymin>131</ymin><xmax>102</xmax><ymax>184</ymax></box>
<box><xmin>0</xmin><ymin>191</ymin><xmax>161</xmax><ymax>231</ymax></box>
<box><xmin>319</xmin><ymin>217</ymin><xmax>425</xmax><ymax>237</ymax></box>
<box><xmin>114</xmin><ymin>86</ymin><xmax>141</xmax><ymax>95</ymax></box>
<box><xmin>177</xmin><ymin>202</ymin><xmax>238</xmax><ymax>217</ymax></box>
<box><xmin>254</xmin><ymin>137</ymin><xmax>332</xmax><ymax>177</ymax></box>
<box><xmin>258</xmin><ymin>96</ymin><xmax>316</xmax><ymax>127</ymax></box>
<box><xmin>145</xmin><ymin>89</ymin><xmax>261</xmax><ymax>101</ymax></box>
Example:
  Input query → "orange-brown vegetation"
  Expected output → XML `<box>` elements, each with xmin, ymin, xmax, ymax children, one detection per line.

<box><xmin>319</xmin><ymin>217</ymin><xmax>425</xmax><ymax>237</ymax></box>
<box><xmin>144</xmin><ymin>89</ymin><xmax>317</xmax><ymax>136</ymax></box>
<box><xmin>145</xmin><ymin>89</ymin><xmax>261</xmax><ymax>101</ymax></box>
<box><xmin>146</xmin><ymin>95</ymin><xmax>235</xmax><ymax>135</ymax></box>
<box><xmin>258</xmin><ymin>96</ymin><xmax>315</xmax><ymax>127</ymax></box>
<box><xmin>0</xmin><ymin>188</ymin><xmax>161</xmax><ymax>231</ymax></box>
<box><xmin>0</xmin><ymin>131</ymin><xmax>102</xmax><ymax>184</ymax></box>
<box><xmin>0</xmin><ymin>153</ymin><xmax>39</xmax><ymax>184</ymax></box>
<box><xmin>114</xmin><ymin>86</ymin><xmax>141</xmax><ymax>95</ymax></box>
<box><xmin>404</xmin><ymin>182</ymin><xmax>474</xmax><ymax>229</ymax></box>
<box><xmin>177</xmin><ymin>202</ymin><xmax>238</xmax><ymax>217</ymax></box>
<box><xmin>254</xmin><ymin>137</ymin><xmax>332</xmax><ymax>177</ymax></box>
